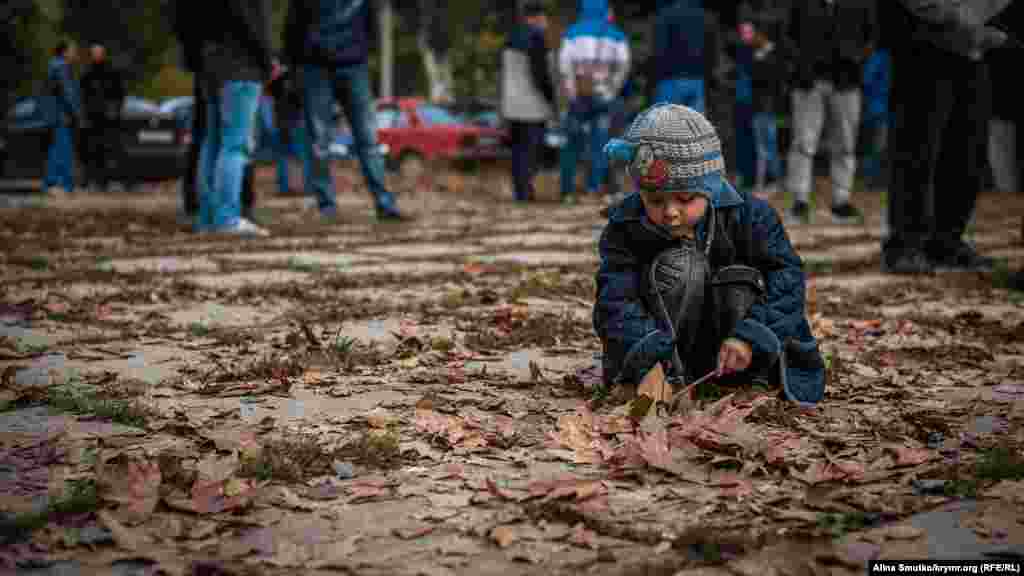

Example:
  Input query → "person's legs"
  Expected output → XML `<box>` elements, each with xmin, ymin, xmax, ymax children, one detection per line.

<box><xmin>928</xmin><ymin>58</ymin><xmax>992</xmax><ymax>265</ymax></box>
<box><xmin>337</xmin><ymin>63</ymin><xmax>399</xmax><ymax>217</ymax></box>
<box><xmin>196</xmin><ymin>82</ymin><xmax>222</xmax><ymax>232</ymax></box>
<box><xmin>753</xmin><ymin>112</ymin><xmax>775</xmax><ymax>195</ymax></box>
<box><xmin>884</xmin><ymin>46</ymin><xmax>953</xmax><ymax>271</ymax></box>
<box><xmin>785</xmin><ymin>83</ymin><xmax>827</xmax><ymax>211</ymax></box>
<box><xmin>183</xmin><ymin>83</ymin><xmax>205</xmax><ymax>217</ymax></box>
<box><xmin>526</xmin><ymin>121</ymin><xmax>545</xmax><ymax>199</ymax></box>
<box><xmin>587</xmin><ymin>107</ymin><xmax>611</xmax><ymax>194</ymax></box>
<box><xmin>208</xmin><ymin>81</ymin><xmax>261</xmax><ymax>230</ymax></box>
<box><xmin>828</xmin><ymin>87</ymin><xmax>862</xmax><ymax>209</ymax></box>
<box><xmin>989</xmin><ymin>117</ymin><xmax>1017</xmax><ymax>193</ymax></box>
<box><xmin>301</xmin><ymin>64</ymin><xmax>338</xmax><ymax>214</ymax></box>
<box><xmin>509</xmin><ymin>120</ymin><xmax>530</xmax><ymax>202</ymax></box>
<box><xmin>560</xmin><ymin>101</ymin><xmax>585</xmax><ymax>199</ymax></box>
<box><xmin>56</xmin><ymin>124</ymin><xmax>75</xmax><ymax>192</ymax></box>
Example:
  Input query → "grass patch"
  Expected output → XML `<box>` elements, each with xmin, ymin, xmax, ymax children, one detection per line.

<box><xmin>239</xmin><ymin>435</ymin><xmax>339</xmax><ymax>483</ymax></box>
<box><xmin>817</xmin><ymin>511</ymin><xmax>876</xmax><ymax>538</ymax></box>
<box><xmin>336</xmin><ymin>429</ymin><xmax>403</xmax><ymax>469</ymax></box>
<box><xmin>325</xmin><ymin>335</ymin><xmax>384</xmax><ymax>369</ymax></box>
<box><xmin>188</xmin><ymin>322</ymin><xmax>212</xmax><ymax>338</ymax></box>
<box><xmin>0</xmin><ymin>479</ymin><xmax>100</xmax><ymax>544</ymax></box>
<box><xmin>974</xmin><ymin>444</ymin><xmax>1024</xmax><ymax>481</ymax></box>
<box><xmin>26</xmin><ymin>255</ymin><xmax>50</xmax><ymax>270</ymax></box>
<box><xmin>804</xmin><ymin>259</ymin><xmax>834</xmax><ymax>275</ymax></box>
<box><xmin>48</xmin><ymin>381</ymin><xmax>152</xmax><ymax>428</ymax></box>
<box><xmin>287</xmin><ymin>257</ymin><xmax>321</xmax><ymax>273</ymax></box>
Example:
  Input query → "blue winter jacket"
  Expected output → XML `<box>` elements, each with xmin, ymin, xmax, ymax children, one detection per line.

<box><xmin>45</xmin><ymin>56</ymin><xmax>81</xmax><ymax>128</ymax></box>
<box><xmin>559</xmin><ymin>0</ymin><xmax>631</xmax><ymax>102</ymax></box>
<box><xmin>285</xmin><ymin>0</ymin><xmax>374</xmax><ymax>67</ymax></box>
<box><xmin>653</xmin><ymin>0</ymin><xmax>708</xmax><ymax>83</ymax></box>
<box><xmin>593</xmin><ymin>180</ymin><xmax>826</xmax><ymax>405</ymax></box>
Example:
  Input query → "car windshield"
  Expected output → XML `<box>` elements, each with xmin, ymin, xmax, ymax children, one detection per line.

<box><xmin>417</xmin><ymin>105</ymin><xmax>461</xmax><ymax>126</ymax></box>
<box><xmin>123</xmin><ymin>97</ymin><xmax>160</xmax><ymax>115</ymax></box>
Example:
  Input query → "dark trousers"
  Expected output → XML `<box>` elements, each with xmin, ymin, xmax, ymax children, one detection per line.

<box><xmin>508</xmin><ymin>120</ymin><xmax>545</xmax><ymax>202</ymax></box>
<box><xmin>81</xmin><ymin>116</ymin><xmax>119</xmax><ymax>188</ymax></box>
<box><xmin>886</xmin><ymin>43</ymin><xmax>991</xmax><ymax>256</ymax></box>
<box><xmin>183</xmin><ymin>80</ymin><xmax>205</xmax><ymax>216</ymax></box>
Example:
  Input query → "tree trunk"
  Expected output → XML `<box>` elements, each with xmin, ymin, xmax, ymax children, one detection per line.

<box><xmin>417</xmin><ymin>31</ymin><xmax>453</xmax><ymax>103</ymax></box>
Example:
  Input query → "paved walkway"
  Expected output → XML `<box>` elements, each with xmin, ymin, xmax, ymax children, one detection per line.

<box><xmin>2</xmin><ymin>170</ymin><xmax>1023</xmax><ymax>575</ymax></box>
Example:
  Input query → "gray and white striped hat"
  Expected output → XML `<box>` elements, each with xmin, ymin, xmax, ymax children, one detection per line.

<box><xmin>605</xmin><ymin>103</ymin><xmax>726</xmax><ymax>194</ymax></box>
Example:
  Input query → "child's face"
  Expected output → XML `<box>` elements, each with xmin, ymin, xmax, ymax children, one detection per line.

<box><xmin>641</xmin><ymin>190</ymin><xmax>708</xmax><ymax>237</ymax></box>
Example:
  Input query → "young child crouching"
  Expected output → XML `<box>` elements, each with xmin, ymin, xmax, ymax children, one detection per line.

<box><xmin>594</xmin><ymin>103</ymin><xmax>825</xmax><ymax>405</ymax></box>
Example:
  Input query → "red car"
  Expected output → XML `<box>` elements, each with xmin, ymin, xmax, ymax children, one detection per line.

<box><xmin>375</xmin><ymin>98</ymin><xmax>509</xmax><ymax>179</ymax></box>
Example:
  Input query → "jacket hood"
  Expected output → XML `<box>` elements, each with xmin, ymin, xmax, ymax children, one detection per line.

<box><xmin>579</xmin><ymin>0</ymin><xmax>609</xmax><ymax>21</ymax></box>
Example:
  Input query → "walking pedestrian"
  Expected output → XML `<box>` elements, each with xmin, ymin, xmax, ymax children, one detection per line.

<box><xmin>194</xmin><ymin>0</ymin><xmax>275</xmax><ymax>236</ymax></box>
<box><xmin>43</xmin><ymin>41</ymin><xmax>82</xmax><ymax>198</ymax></box>
<box><xmin>500</xmin><ymin>0</ymin><xmax>555</xmax><ymax>203</ymax></box>
<box><xmin>171</xmin><ymin>0</ymin><xmax>205</xmax><ymax>226</ymax></box>
<box><xmin>782</xmin><ymin>0</ymin><xmax>878</xmax><ymax>225</ymax></box>
<box><xmin>557</xmin><ymin>0</ymin><xmax>631</xmax><ymax>205</ymax></box>
<box><xmin>739</xmin><ymin>2</ymin><xmax>787</xmax><ymax>197</ymax></box>
<box><xmin>285</xmin><ymin>0</ymin><xmax>407</xmax><ymax>222</ymax></box>
<box><xmin>880</xmin><ymin>0</ymin><xmax>1012</xmax><ymax>273</ymax></box>
<box><xmin>651</xmin><ymin>0</ymin><xmax>715</xmax><ymax>113</ymax></box>
<box><xmin>79</xmin><ymin>43</ymin><xmax>125</xmax><ymax>193</ymax></box>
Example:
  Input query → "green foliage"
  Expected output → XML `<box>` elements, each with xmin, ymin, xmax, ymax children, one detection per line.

<box><xmin>48</xmin><ymin>380</ymin><xmax>152</xmax><ymax>428</ymax></box>
<box><xmin>0</xmin><ymin>478</ymin><xmax>100</xmax><ymax>544</ymax></box>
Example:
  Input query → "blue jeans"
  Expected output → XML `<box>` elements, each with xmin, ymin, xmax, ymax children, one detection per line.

<box><xmin>654</xmin><ymin>77</ymin><xmax>705</xmax><ymax>113</ymax></box>
<box><xmin>259</xmin><ymin>99</ymin><xmax>291</xmax><ymax>194</ymax></box>
<box><xmin>302</xmin><ymin>63</ymin><xmax>397</xmax><ymax>216</ymax></box>
<box><xmin>561</xmin><ymin>98</ymin><xmax>611</xmax><ymax>197</ymax></box>
<box><xmin>44</xmin><ymin>124</ymin><xmax>75</xmax><ymax>192</ymax></box>
<box><xmin>196</xmin><ymin>81</ymin><xmax>261</xmax><ymax>232</ymax></box>
<box><xmin>752</xmin><ymin>112</ymin><xmax>781</xmax><ymax>186</ymax></box>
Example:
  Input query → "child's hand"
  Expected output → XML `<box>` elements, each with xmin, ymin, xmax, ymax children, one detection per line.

<box><xmin>717</xmin><ymin>338</ymin><xmax>753</xmax><ymax>376</ymax></box>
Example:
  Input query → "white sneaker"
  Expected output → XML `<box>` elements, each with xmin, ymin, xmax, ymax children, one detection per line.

<box><xmin>302</xmin><ymin>197</ymin><xmax>319</xmax><ymax>212</ymax></box>
<box><xmin>45</xmin><ymin>186</ymin><xmax>66</xmax><ymax>199</ymax></box>
<box><xmin>225</xmin><ymin>218</ymin><xmax>270</xmax><ymax>237</ymax></box>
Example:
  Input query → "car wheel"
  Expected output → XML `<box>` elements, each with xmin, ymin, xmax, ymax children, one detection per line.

<box><xmin>397</xmin><ymin>151</ymin><xmax>426</xmax><ymax>194</ymax></box>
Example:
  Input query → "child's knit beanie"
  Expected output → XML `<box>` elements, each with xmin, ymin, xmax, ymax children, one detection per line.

<box><xmin>605</xmin><ymin>103</ymin><xmax>726</xmax><ymax>195</ymax></box>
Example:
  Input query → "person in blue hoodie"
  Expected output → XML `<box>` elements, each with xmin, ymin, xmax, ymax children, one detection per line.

<box><xmin>43</xmin><ymin>41</ymin><xmax>82</xmax><ymax>197</ymax></box>
<box><xmin>651</xmin><ymin>0</ymin><xmax>717</xmax><ymax>114</ymax></box>
<box><xmin>596</xmin><ymin>104</ymin><xmax>825</xmax><ymax>406</ymax></box>
<box><xmin>558</xmin><ymin>0</ymin><xmax>631</xmax><ymax>204</ymax></box>
<box><xmin>285</xmin><ymin>0</ymin><xmax>406</xmax><ymax>222</ymax></box>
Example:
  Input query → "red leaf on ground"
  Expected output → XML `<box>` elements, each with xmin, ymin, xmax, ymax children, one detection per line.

<box><xmin>97</xmin><ymin>455</ymin><xmax>162</xmax><ymax>525</ymax></box>
<box><xmin>798</xmin><ymin>459</ymin><xmax>866</xmax><ymax>485</ymax></box>
<box><xmin>437</xmin><ymin>463</ymin><xmax>465</xmax><ymax>480</ymax></box>
<box><xmin>485</xmin><ymin>477</ymin><xmax>520</xmax><ymax>501</ymax></box>
<box><xmin>567</xmin><ymin>523</ymin><xmax>599</xmax><ymax>549</ymax></box>
<box><xmin>885</xmin><ymin>444</ymin><xmax>935</xmax><ymax>467</ymax></box>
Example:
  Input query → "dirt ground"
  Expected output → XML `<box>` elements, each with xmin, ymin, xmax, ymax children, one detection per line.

<box><xmin>1</xmin><ymin>165</ymin><xmax>1023</xmax><ymax>576</ymax></box>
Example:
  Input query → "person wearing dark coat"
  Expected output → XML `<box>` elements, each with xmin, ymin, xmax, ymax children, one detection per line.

<box><xmin>597</xmin><ymin>104</ymin><xmax>825</xmax><ymax>406</ymax></box>
<box><xmin>43</xmin><ymin>41</ymin><xmax>82</xmax><ymax>196</ymax></box>
<box><xmin>651</xmin><ymin>0</ymin><xmax>718</xmax><ymax>114</ymax></box>
<box><xmin>285</xmin><ymin>0</ymin><xmax>406</xmax><ymax>221</ymax></box>
<box><xmin>500</xmin><ymin>1</ymin><xmax>555</xmax><ymax>203</ymax></box>
<box><xmin>879</xmin><ymin>0</ymin><xmax>1012</xmax><ymax>273</ymax></box>
<box><xmin>79</xmin><ymin>44</ymin><xmax>125</xmax><ymax>192</ymax></box>
<box><xmin>193</xmin><ymin>0</ymin><xmax>275</xmax><ymax>236</ymax></box>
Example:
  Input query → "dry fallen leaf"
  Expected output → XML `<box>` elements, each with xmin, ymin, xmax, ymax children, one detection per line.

<box><xmin>884</xmin><ymin>444</ymin><xmax>934</xmax><ymax>467</ymax></box>
<box><xmin>567</xmin><ymin>523</ymin><xmax>599</xmax><ymax>549</ymax></box>
<box><xmin>884</xmin><ymin>525</ymin><xmax>924</xmax><ymax>540</ymax></box>
<box><xmin>491</xmin><ymin>525</ymin><xmax>517</xmax><ymax>548</ymax></box>
<box><xmin>98</xmin><ymin>509</ymin><xmax>152</xmax><ymax>551</ymax></box>
<box><xmin>366</xmin><ymin>408</ymin><xmax>393</xmax><ymax>429</ymax></box>
<box><xmin>636</xmin><ymin>362</ymin><xmax>672</xmax><ymax>406</ymax></box>
<box><xmin>97</xmin><ymin>455</ymin><xmax>162</xmax><ymax>525</ymax></box>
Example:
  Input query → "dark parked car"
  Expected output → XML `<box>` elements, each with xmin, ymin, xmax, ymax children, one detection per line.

<box><xmin>0</xmin><ymin>95</ymin><xmax>188</xmax><ymax>189</ymax></box>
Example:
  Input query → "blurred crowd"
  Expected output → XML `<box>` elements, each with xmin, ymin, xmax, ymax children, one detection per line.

<box><xmin>17</xmin><ymin>0</ymin><xmax>1023</xmax><ymax>276</ymax></box>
